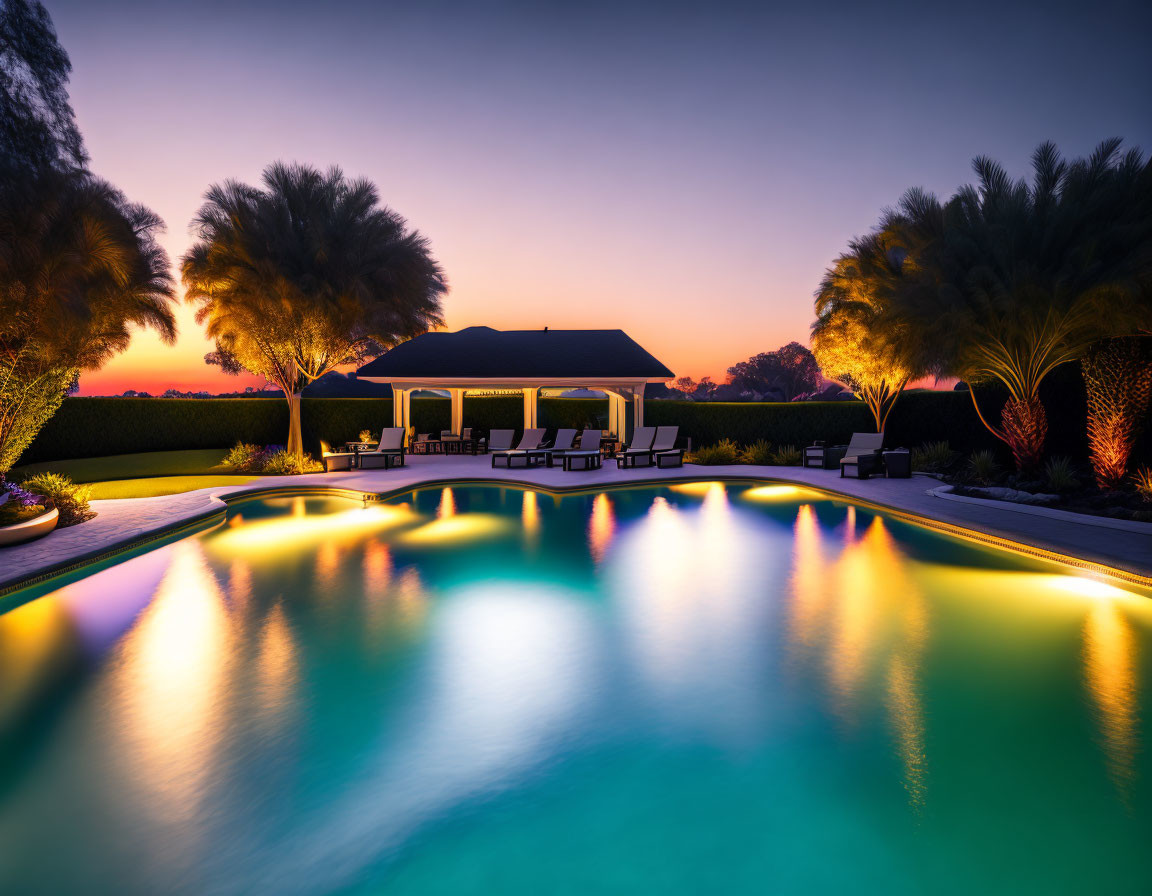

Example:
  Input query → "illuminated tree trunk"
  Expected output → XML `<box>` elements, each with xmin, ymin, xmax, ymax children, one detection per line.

<box><xmin>1001</xmin><ymin>397</ymin><xmax>1047</xmax><ymax>471</ymax></box>
<box><xmin>286</xmin><ymin>392</ymin><xmax>304</xmax><ymax>459</ymax></box>
<box><xmin>860</xmin><ymin>379</ymin><xmax>907</xmax><ymax>433</ymax></box>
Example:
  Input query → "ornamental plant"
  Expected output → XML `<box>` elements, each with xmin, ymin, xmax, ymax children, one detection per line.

<box><xmin>20</xmin><ymin>471</ymin><xmax>94</xmax><ymax>527</ymax></box>
<box><xmin>1080</xmin><ymin>336</ymin><xmax>1152</xmax><ymax>488</ymax></box>
<box><xmin>875</xmin><ymin>140</ymin><xmax>1151</xmax><ymax>469</ymax></box>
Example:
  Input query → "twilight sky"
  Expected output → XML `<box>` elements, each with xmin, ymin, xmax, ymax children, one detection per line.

<box><xmin>45</xmin><ymin>0</ymin><xmax>1152</xmax><ymax>395</ymax></box>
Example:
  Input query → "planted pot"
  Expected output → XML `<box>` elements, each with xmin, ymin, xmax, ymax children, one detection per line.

<box><xmin>0</xmin><ymin>501</ymin><xmax>59</xmax><ymax>547</ymax></box>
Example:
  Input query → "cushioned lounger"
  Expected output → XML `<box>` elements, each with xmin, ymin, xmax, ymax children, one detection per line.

<box><xmin>491</xmin><ymin>428</ymin><xmax>547</xmax><ymax>468</ymax></box>
<box><xmin>358</xmin><ymin>427</ymin><xmax>406</xmax><ymax>469</ymax></box>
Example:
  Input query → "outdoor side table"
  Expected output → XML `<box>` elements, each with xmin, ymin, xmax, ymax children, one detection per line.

<box><xmin>883</xmin><ymin>449</ymin><xmax>912</xmax><ymax>478</ymax></box>
<box><xmin>599</xmin><ymin>437</ymin><xmax>621</xmax><ymax>458</ymax></box>
<box><xmin>823</xmin><ymin>446</ymin><xmax>848</xmax><ymax>469</ymax></box>
<box><xmin>344</xmin><ymin>441</ymin><xmax>378</xmax><ymax>462</ymax></box>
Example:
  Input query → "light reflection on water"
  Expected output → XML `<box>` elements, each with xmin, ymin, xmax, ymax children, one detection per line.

<box><xmin>0</xmin><ymin>484</ymin><xmax>1148</xmax><ymax>895</ymax></box>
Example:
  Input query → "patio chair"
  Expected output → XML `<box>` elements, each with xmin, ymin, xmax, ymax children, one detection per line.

<box><xmin>491</xmin><ymin>428</ymin><xmax>547</xmax><ymax>468</ymax></box>
<box><xmin>651</xmin><ymin>426</ymin><xmax>683</xmax><ymax>468</ymax></box>
<box><xmin>358</xmin><ymin>427</ymin><xmax>406</xmax><ymax>469</ymax></box>
<box><xmin>805</xmin><ymin>433</ymin><xmax>881</xmax><ymax>471</ymax></box>
<box><xmin>412</xmin><ymin>433</ymin><xmax>440</xmax><ymax>454</ymax></box>
<box><xmin>483</xmin><ymin>429</ymin><xmax>515</xmax><ymax>454</ymax></box>
<box><xmin>319</xmin><ymin>440</ymin><xmax>355</xmax><ymax>472</ymax></box>
<box><xmin>615</xmin><ymin>426</ymin><xmax>657</xmax><ymax>468</ymax></box>
<box><xmin>838</xmin><ymin>433</ymin><xmax>885</xmax><ymax>479</ymax></box>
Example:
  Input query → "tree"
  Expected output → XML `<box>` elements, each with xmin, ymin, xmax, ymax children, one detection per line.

<box><xmin>877</xmin><ymin>139</ymin><xmax>1151</xmax><ymax>469</ymax></box>
<box><xmin>727</xmin><ymin>342</ymin><xmax>820</xmax><ymax>401</ymax></box>
<box><xmin>671</xmin><ymin>375</ymin><xmax>717</xmax><ymax>400</ymax></box>
<box><xmin>0</xmin><ymin>0</ymin><xmax>86</xmax><ymax>171</ymax></box>
<box><xmin>0</xmin><ymin>164</ymin><xmax>176</xmax><ymax>472</ymax></box>
<box><xmin>812</xmin><ymin>235</ymin><xmax>918</xmax><ymax>432</ymax></box>
<box><xmin>182</xmin><ymin>162</ymin><xmax>447</xmax><ymax>457</ymax></box>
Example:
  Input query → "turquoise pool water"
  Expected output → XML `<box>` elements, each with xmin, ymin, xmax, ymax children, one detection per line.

<box><xmin>0</xmin><ymin>482</ymin><xmax>1149</xmax><ymax>894</ymax></box>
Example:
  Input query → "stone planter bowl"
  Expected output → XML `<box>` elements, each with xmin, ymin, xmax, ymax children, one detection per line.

<box><xmin>0</xmin><ymin>502</ymin><xmax>59</xmax><ymax>547</ymax></box>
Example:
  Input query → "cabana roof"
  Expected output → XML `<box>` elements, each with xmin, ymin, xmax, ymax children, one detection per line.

<box><xmin>357</xmin><ymin>327</ymin><xmax>674</xmax><ymax>381</ymax></box>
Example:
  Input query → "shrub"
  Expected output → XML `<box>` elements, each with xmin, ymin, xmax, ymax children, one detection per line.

<box><xmin>19</xmin><ymin>472</ymin><xmax>95</xmax><ymax>527</ymax></box>
<box><xmin>967</xmin><ymin>449</ymin><xmax>999</xmax><ymax>484</ymax></box>
<box><xmin>740</xmin><ymin>439</ymin><xmax>773</xmax><ymax>465</ymax></box>
<box><xmin>912</xmin><ymin>441</ymin><xmax>956</xmax><ymax>473</ymax></box>
<box><xmin>1044</xmin><ymin>456</ymin><xmax>1079</xmax><ymax>493</ymax></box>
<box><xmin>222</xmin><ymin>442</ymin><xmax>270</xmax><ymax>472</ymax></box>
<box><xmin>1134</xmin><ymin>467</ymin><xmax>1152</xmax><ymax>502</ymax></box>
<box><xmin>769</xmin><ymin>444</ymin><xmax>802</xmax><ymax>466</ymax></box>
<box><xmin>259</xmin><ymin>449</ymin><xmax>323</xmax><ymax>475</ymax></box>
<box><xmin>688</xmin><ymin>439</ymin><xmax>741</xmax><ymax>465</ymax></box>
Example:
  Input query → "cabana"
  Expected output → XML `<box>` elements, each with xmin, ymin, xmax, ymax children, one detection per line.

<box><xmin>356</xmin><ymin>327</ymin><xmax>674</xmax><ymax>442</ymax></box>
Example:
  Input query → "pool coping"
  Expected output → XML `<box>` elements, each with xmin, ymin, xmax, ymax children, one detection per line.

<box><xmin>2</xmin><ymin>462</ymin><xmax>1149</xmax><ymax>601</ymax></box>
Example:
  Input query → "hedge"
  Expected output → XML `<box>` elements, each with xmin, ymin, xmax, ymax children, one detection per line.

<box><xmin>19</xmin><ymin>364</ymin><xmax>1135</xmax><ymax>468</ymax></box>
<box><xmin>17</xmin><ymin>397</ymin><xmax>609</xmax><ymax>464</ymax></box>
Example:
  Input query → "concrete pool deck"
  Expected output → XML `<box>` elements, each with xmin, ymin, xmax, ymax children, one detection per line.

<box><xmin>2</xmin><ymin>455</ymin><xmax>1150</xmax><ymax>597</ymax></box>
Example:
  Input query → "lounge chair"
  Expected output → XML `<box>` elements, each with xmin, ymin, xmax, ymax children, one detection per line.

<box><xmin>560</xmin><ymin>429</ymin><xmax>604</xmax><ymax>471</ymax></box>
<box><xmin>358</xmin><ymin>427</ymin><xmax>406</xmax><ymax>469</ymax></box>
<box><xmin>615</xmin><ymin>426</ymin><xmax>657</xmax><ymax>468</ymax></box>
<box><xmin>651</xmin><ymin>426</ymin><xmax>683</xmax><ymax>468</ymax></box>
<box><xmin>837</xmin><ymin>433</ymin><xmax>885</xmax><ymax>479</ymax></box>
<box><xmin>527</xmin><ymin>428</ymin><xmax>578</xmax><ymax>467</ymax></box>
<box><xmin>804</xmin><ymin>433</ymin><xmax>879</xmax><ymax>470</ymax></box>
<box><xmin>483</xmin><ymin>429</ymin><xmax>515</xmax><ymax>454</ymax></box>
<box><xmin>319</xmin><ymin>440</ymin><xmax>355</xmax><ymax>472</ymax></box>
<box><xmin>491</xmin><ymin>428</ymin><xmax>547</xmax><ymax>468</ymax></box>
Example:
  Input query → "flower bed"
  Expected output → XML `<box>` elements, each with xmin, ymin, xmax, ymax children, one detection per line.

<box><xmin>0</xmin><ymin>481</ymin><xmax>59</xmax><ymax>546</ymax></box>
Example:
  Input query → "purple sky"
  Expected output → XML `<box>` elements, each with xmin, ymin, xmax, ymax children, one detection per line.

<box><xmin>44</xmin><ymin>0</ymin><xmax>1152</xmax><ymax>394</ymax></box>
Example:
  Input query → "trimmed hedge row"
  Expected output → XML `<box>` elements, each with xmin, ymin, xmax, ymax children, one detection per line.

<box><xmin>19</xmin><ymin>368</ymin><xmax>1127</xmax><ymax>467</ymax></box>
<box><xmin>17</xmin><ymin>397</ymin><xmax>612</xmax><ymax>464</ymax></box>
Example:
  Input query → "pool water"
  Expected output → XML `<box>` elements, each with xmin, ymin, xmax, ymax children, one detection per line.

<box><xmin>0</xmin><ymin>482</ymin><xmax>1149</xmax><ymax>895</ymax></box>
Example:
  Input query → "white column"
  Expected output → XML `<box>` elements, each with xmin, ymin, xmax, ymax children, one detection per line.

<box><xmin>392</xmin><ymin>386</ymin><xmax>406</xmax><ymax>427</ymax></box>
<box><xmin>450</xmin><ymin>388</ymin><xmax>464</xmax><ymax>435</ymax></box>
<box><xmin>606</xmin><ymin>390</ymin><xmax>625</xmax><ymax>440</ymax></box>
<box><xmin>633</xmin><ymin>387</ymin><xmax>644</xmax><ymax>428</ymax></box>
<box><xmin>522</xmin><ymin>387</ymin><xmax>538</xmax><ymax>430</ymax></box>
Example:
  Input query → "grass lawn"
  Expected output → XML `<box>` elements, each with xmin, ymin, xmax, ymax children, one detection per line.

<box><xmin>12</xmin><ymin>449</ymin><xmax>260</xmax><ymax>499</ymax></box>
<box><xmin>84</xmin><ymin>475</ymin><xmax>261</xmax><ymax>500</ymax></box>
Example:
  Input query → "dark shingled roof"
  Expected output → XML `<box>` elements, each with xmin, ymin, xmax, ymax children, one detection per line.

<box><xmin>357</xmin><ymin>327</ymin><xmax>674</xmax><ymax>379</ymax></box>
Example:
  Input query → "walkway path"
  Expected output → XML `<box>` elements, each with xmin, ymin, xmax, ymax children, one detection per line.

<box><xmin>2</xmin><ymin>456</ymin><xmax>1149</xmax><ymax>596</ymax></box>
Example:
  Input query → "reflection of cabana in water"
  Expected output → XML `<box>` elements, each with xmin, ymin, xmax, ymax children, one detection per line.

<box><xmin>356</xmin><ymin>327</ymin><xmax>674</xmax><ymax>440</ymax></box>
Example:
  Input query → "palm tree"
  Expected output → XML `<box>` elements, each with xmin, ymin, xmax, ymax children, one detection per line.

<box><xmin>877</xmin><ymin>139</ymin><xmax>1151</xmax><ymax>469</ymax></box>
<box><xmin>812</xmin><ymin>233</ymin><xmax>920</xmax><ymax>432</ymax></box>
<box><xmin>182</xmin><ymin>162</ymin><xmax>447</xmax><ymax>458</ymax></box>
<box><xmin>0</xmin><ymin>163</ymin><xmax>176</xmax><ymax>472</ymax></box>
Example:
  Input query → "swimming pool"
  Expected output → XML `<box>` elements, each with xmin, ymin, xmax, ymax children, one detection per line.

<box><xmin>0</xmin><ymin>481</ymin><xmax>1149</xmax><ymax>894</ymax></box>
